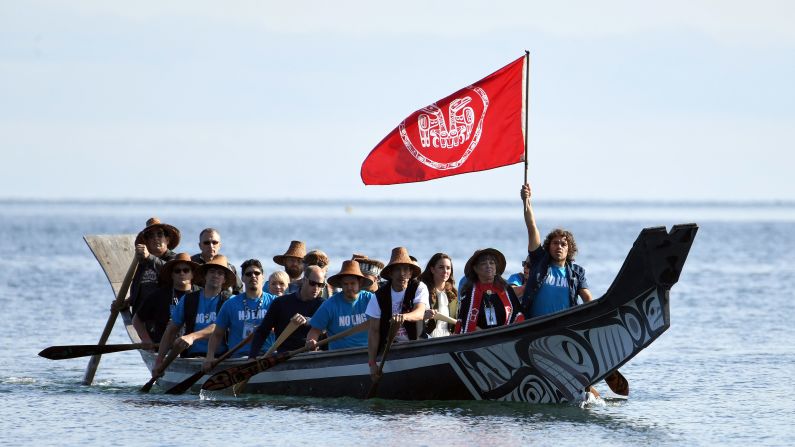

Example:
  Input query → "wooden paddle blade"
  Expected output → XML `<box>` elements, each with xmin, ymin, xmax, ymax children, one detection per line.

<box><xmin>202</xmin><ymin>352</ymin><xmax>291</xmax><ymax>391</ymax></box>
<box><xmin>164</xmin><ymin>370</ymin><xmax>204</xmax><ymax>395</ymax></box>
<box><xmin>140</xmin><ymin>376</ymin><xmax>158</xmax><ymax>393</ymax></box>
<box><xmin>605</xmin><ymin>370</ymin><xmax>629</xmax><ymax>396</ymax></box>
<box><xmin>39</xmin><ymin>343</ymin><xmax>155</xmax><ymax>360</ymax></box>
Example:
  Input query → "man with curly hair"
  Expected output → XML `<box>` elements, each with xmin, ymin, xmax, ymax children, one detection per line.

<box><xmin>520</xmin><ymin>184</ymin><xmax>593</xmax><ymax>318</ymax></box>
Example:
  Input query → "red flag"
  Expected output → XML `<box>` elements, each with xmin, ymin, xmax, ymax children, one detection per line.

<box><xmin>361</xmin><ymin>56</ymin><xmax>527</xmax><ymax>185</ymax></box>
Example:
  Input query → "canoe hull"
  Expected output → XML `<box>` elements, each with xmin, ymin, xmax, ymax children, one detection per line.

<box><xmin>113</xmin><ymin>223</ymin><xmax>696</xmax><ymax>403</ymax></box>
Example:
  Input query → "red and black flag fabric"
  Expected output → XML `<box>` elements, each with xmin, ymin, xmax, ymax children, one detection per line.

<box><xmin>361</xmin><ymin>56</ymin><xmax>527</xmax><ymax>185</ymax></box>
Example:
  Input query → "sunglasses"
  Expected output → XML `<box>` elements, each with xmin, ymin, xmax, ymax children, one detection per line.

<box><xmin>244</xmin><ymin>271</ymin><xmax>262</xmax><ymax>277</ymax></box>
<box><xmin>172</xmin><ymin>267</ymin><xmax>192</xmax><ymax>274</ymax></box>
<box><xmin>306</xmin><ymin>279</ymin><xmax>326</xmax><ymax>288</ymax></box>
<box><xmin>145</xmin><ymin>230</ymin><xmax>166</xmax><ymax>239</ymax></box>
<box><xmin>202</xmin><ymin>240</ymin><xmax>220</xmax><ymax>246</ymax></box>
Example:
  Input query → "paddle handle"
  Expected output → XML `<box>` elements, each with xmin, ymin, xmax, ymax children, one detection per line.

<box><xmin>432</xmin><ymin>313</ymin><xmax>458</xmax><ymax>325</ymax></box>
<box><xmin>264</xmin><ymin>317</ymin><xmax>303</xmax><ymax>356</ymax></box>
<box><xmin>367</xmin><ymin>318</ymin><xmax>400</xmax><ymax>399</ymax></box>
<box><xmin>82</xmin><ymin>258</ymin><xmax>138</xmax><ymax>385</ymax></box>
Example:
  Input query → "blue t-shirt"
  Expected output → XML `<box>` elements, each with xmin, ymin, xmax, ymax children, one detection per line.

<box><xmin>171</xmin><ymin>290</ymin><xmax>226</xmax><ymax>356</ymax></box>
<box><xmin>507</xmin><ymin>272</ymin><xmax>525</xmax><ymax>286</ymax></box>
<box><xmin>309</xmin><ymin>290</ymin><xmax>373</xmax><ymax>350</ymax></box>
<box><xmin>529</xmin><ymin>265</ymin><xmax>570</xmax><ymax>317</ymax></box>
<box><xmin>216</xmin><ymin>291</ymin><xmax>276</xmax><ymax>357</ymax></box>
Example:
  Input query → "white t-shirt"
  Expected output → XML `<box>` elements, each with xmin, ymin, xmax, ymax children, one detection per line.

<box><xmin>366</xmin><ymin>282</ymin><xmax>429</xmax><ymax>341</ymax></box>
<box><xmin>429</xmin><ymin>289</ymin><xmax>451</xmax><ymax>338</ymax></box>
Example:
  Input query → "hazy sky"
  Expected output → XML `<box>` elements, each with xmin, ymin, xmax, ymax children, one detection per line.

<box><xmin>2</xmin><ymin>1</ymin><xmax>793</xmax><ymax>201</ymax></box>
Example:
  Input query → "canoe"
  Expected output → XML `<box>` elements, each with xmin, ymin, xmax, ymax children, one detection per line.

<box><xmin>85</xmin><ymin>223</ymin><xmax>697</xmax><ymax>403</ymax></box>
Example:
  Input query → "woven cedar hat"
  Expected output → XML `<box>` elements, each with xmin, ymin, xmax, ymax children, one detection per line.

<box><xmin>273</xmin><ymin>240</ymin><xmax>307</xmax><ymax>266</ymax></box>
<box><xmin>327</xmin><ymin>260</ymin><xmax>373</xmax><ymax>289</ymax></box>
<box><xmin>379</xmin><ymin>247</ymin><xmax>421</xmax><ymax>279</ymax></box>
<box><xmin>351</xmin><ymin>253</ymin><xmax>385</xmax><ymax>278</ymax></box>
<box><xmin>304</xmin><ymin>249</ymin><xmax>330</xmax><ymax>268</ymax></box>
<box><xmin>159</xmin><ymin>252</ymin><xmax>199</xmax><ymax>284</ymax></box>
<box><xmin>195</xmin><ymin>254</ymin><xmax>236</xmax><ymax>289</ymax></box>
<box><xmin>134</xmin><ymin>217</ymin><xmax>181</xmax><ymax>249</ymax></box>
<box><xmin>464</xmin><ymin>248</ymin><xmax>507</xmax><ymax>281</ymax></box>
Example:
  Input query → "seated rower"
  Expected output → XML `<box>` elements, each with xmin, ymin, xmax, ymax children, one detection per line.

<box><xmin>267</xmin><ymin>271</ymin><xmax>290</xmax><ymax>296</ymax></box>
<box><xmin>249</xmin><ymin>265</ymin><xmax>327</xmax><ymax>356</ymax></box>
<box><xmin>458</xmin><ymin>248</ymin><xmax>524</xmax><ymax>333</ymax></box>
<box><xmin>272</xmin><ymin>240</ymin><xmax>306</xmax><ymax>294</ymax></box>
<box><xmin>305</xmin><ymin>260</ymin><xmax>374</xmax><ymax>351</ymax></box>
<box><xmin>351</xmin><ymin>253</ymin><xmax>385</xmax><ymax>293</ymax></box>
<box><xmin>191</xmin><ymin>227</ymin><xmax>243</xmax><ymax>295</ymax></box>
<box><xmin>420</xmin><ymin>252</ymin><xmax>459</xmax><ymax>338</ymax></box>
<box><xmin>304</xmin><ymin>250</ymin><xmax>334</xmax><ymax>298</ymax></box>
<box><xmin>123</xmin><ymin>217</ymin><xmax>179</xmax><ymax>315</ymax></box>
<box><xmin>132</xmin><ymin>252</ymin><xmax>200</xmax><ymax>344</ymax></box>
<box><xmin>367</xmin><ymin>247</ymin><xmax>429</xmax><ymax>381</ymax></box>
<box><xmin>204</xmin><ymin>259</ymin><xmax>275</xmax><ymax>370</ymax></box>
<box><xmin>152</xmin><ymin>256</ymin><xmax>234</xmax><ymax>378</ymax></box>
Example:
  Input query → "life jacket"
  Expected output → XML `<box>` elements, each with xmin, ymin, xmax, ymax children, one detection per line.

<box><xmin>375</xmin><ymin>279</ymin><xmax>424</xmax><ymax>352</ymax></box>
<box><xmin>182</xmin><ymin>290</ymin><xmax>228</xmax><ymax>336</ymax></box>
<box><xmin>522</xmin><ymin>251</ymin><xmax>583</xmax><ymax>314</ymax></box>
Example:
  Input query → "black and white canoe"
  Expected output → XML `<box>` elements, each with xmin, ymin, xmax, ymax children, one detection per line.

<box><xmin>86</xmin><ymin>223</ymin><xmax>697</xmax><ymax>403</ymax></box>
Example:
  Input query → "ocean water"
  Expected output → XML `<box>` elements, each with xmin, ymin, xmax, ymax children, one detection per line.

<box><xmin>1</xmin><ymin>200</ymin><xmax>793</xmax><ymax>446</ymax></box>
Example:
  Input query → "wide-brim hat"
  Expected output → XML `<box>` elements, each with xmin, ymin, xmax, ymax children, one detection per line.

<box><xmin>380</xmin><ymin>247</ymin><xmax>421</xmax><ymax>279</ymax></box>
<box><xmin>464</xmin><ymin>248</ymin><xmax>507</xmax><ymax>281</ymax></box>
<box><xmin>159</xmin><ymin>252</ymin><xmax>199</xmax><ymax>284</ymax></box>
<box><xmin>134</xmin><ymin>217</ymin><xmax>181</xmax><ymax>249</ymax></box>
<box><xmin>327</xmin><ymin>260</ymin><xmax>373</xmax><ymax>289</ymax></box>
<box><xmin>195</xmin><ymin>254</ymin><xmax>236</xmax><ymax>289</ymax></box>
<box><xmin>351</xmin><ymin>253</ymin><xmax>385</xmax><ymax>278</ymax></box>
<box><xmin>273</xmin><ymin>240</ymin><xmax>306</xmax><ymax>266</ymax></box>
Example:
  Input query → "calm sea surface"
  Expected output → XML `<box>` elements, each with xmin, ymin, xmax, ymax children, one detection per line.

<box><xmin>1</xmin><ymin>200</ymin><xmax>793</xmax><ymax>446</ymax></box>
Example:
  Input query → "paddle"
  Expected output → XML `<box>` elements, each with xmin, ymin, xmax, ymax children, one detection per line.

<box><xmin>202</xmin><ymin>321</ymin><xmax>369</xmax><ymax>392</ymax></box>
<box><xmin>605</xmin><ymin>370</ymin><xmax>629</xmax><ymax>397</ymax></box>
<box><xmin>162</xmin><ymin>331</ymin><xmax>257</xmax><ymax>395</ymax></box>
<box><xmin>39</xmin><ymin>343</ymin><xmax>156</xmax><ymax>360</ymax></box>
<box><xmin>432</xmin><ymin>313</ymin><xmax>458</xmax><ymax>325</ymax></box>
<box><xmin>366</xmin><ymin>316</ymin><xmax>401</xmax><ymax>399</ymax></box>
<box><xmin>232</xmin><ymin>317</ymin><xmax>304</xmax><ymax>396</ymax></box>
<box><xmin>82</xmin><ymin>258</ymin><xmax>138</xmax><ymax>385</ymax></box>
<box><xmin>140</xmin><ymin>345</ymin><xmax>184</xmax><ymax>393</ymax></box>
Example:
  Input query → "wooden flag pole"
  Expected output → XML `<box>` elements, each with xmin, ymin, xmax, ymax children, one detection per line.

<box><xmin>523</xmin><ymin>50</ymin><xmax>530</xmax><ymax>185</ymax></box>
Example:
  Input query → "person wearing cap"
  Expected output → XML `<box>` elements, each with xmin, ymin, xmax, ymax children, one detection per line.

<box><xmin>272</xmin><ymin>240</ymin><xmax>306</xmax><ymax>293</ymax></box>
<box><xmin>132</xmin><ymin>252</ymin><xmax>200</xmax><ymax>344</ymax></box>
<box><xmin>152</xmin><ymin>255</ymin><xmax>235</xmax><ymax>377</ymax></box>
<box><xmin>459</xmin><ymin>248</ymin><xmax>524</xmax><ymax>334</ymax></box>
<box><xmin>305</xmin><ymin>260</ymin><xmax>374</xmax><ymax>351</ymax></box>
<box><xmin>351</xmin><ymin>253</ymin><xmax>385</xmax><ymax>293</ymax></box>
<box><xmin>520</xmin><ymin>183</ymin><xmax>592</xmax><ymax>318</ymax></box>
<box><xmin>250</xmin><ymin>265</ymin><xmax>328</xmax><ymax>355</ymax></box>
<box><xmin>126</xmin><ymin>217</ymin><xmax>179</xmax><ymax>315</ymax></box>
<box><xmin>304</xmin><ymin>250</ymin><xmax>334</xmax><ymax>298</ymax></box>
<box><xmin>419</xmin><ymin>252</ymin><xmax>459</xmax><ymax>338</ymax></box>
<box><xmin>203</xmin><ymin>259</ymin><xmax>275</xmax><ymax>370</ymax></box>
<box><xmin>191</xmin><ymin>227</ymin><xmax>243</xmax><ymax>295</ymax></box>
<box><xmin>366</xmin><ymin>247</ymin><xmax>430</xmax><ymax>381</ymax></box>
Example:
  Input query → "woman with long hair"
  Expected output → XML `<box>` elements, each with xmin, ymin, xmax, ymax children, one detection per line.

<box><xmin>420</xmin><ymin>253</ymin><xmax>458</xmax><ymax>337</ymax></box>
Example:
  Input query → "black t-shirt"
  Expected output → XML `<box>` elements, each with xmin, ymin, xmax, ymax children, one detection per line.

<box><xmin>249</xmin><ymin>292</ymin><xmax>325</xmax><ymax>355</ymax></box>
